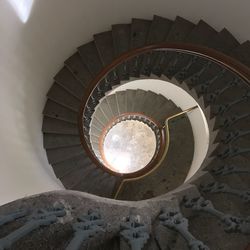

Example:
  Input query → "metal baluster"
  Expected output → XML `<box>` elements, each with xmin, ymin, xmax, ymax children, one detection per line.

<box><xmin>0</xmin><ymin>205</ymin><xmax>65</xmax><ymax>250</ymax></box>
<box><xmin>66</xmin><ymin>210</ymin><xmax>105</xmax><ymax>250</ymax></box>
<box><xmin>200</xmin><ymin>182</ymin><xmax>250</xmax><ymax>203</ymax></box>
<box><xmin>159</xmin><ymin>210</ymin><xmax>209</xmax><ymax>250</ymax></box>
<box><xmin>183</xmin><ymin>196</ymin><xmax>250</xmax><ymax>234</ymax></box>
<box><xmin>210</xmin><ymin>165</ymin><xmax>250</xmax><ymax>176</ymax></box>
<box><xmin>120</xmin><ymin>216</ymin><xmax>150</xmax><ymax>250</ymax></box>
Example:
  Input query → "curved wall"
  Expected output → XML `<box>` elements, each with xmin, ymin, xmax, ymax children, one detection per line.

<box><xmin>0</xmin><ymin>0</ymin><xmax>249</xmax><ymax>205</ymax></box>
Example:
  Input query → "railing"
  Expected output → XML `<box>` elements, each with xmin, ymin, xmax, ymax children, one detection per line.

<box><xmin>78</xmin><ymin>43</ymin><xmax>250</xmax><ymax>181</ymax></box>
<box><xmin>113</xmin><ymin>105</ymin><xmax>199</xmax><ymax>199</ymax></box>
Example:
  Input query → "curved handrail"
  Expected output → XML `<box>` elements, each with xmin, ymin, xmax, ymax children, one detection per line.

<box><xmin>78</xmin><ymin>43</ymin><xmax>250</xmax><ymax>181</ymax></box>
<box><xmin>113</xmin><ymin>105</ymin><xmax>199</xmax><ymax>199</ymax></box>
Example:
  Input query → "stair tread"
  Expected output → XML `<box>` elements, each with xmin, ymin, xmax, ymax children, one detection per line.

<box><xmin>52</xmin><ymin>153</ymin><xmax>91</xmax><ymax>178</ymax></box>
<box><xmin>94</xmin><ymin>31</ymin><xmax>115</xmax><ymax>66</ymax></box>
<box><xmin>206</xmin><ymin>28</ymin><xmax>240</xmax><ymax>54</ymax></box>
<box><xmin>130</xmin><ymin>18</ymin><xmax>152</xmax><ymax>49</ymax></box>
<box><xmin>47</xmin><ymin>83</ymin><xmax>81</xmax><ymax>112</ymax></box>
<box><xmin>99</xmin><ymin>98</ymin><xmax>114</xmax><ymax>121</ymax></box>
<box><xmin>126</xmin><ymin>89</ymin><xmax>137</xmax><ymax>112</ymax></box>
<box><xmin>112</xmin><ymin>24</ymin><xmax>130</xmax><ymax>56</ymax></box>
<box><xmin>166</xmin><ymin>16</ymin><xmax>195</xmax><ymax>42</ymax></box>
<box><xmin>185</xmin><ymin>20</ymin><xmax>218</xmax><ymax>46</ymax></box>
<box><xmin>46</xmin><ymin>145</ymin><xmax>84</xmax><ymax>164</ymax></box>
<box><xmin>64</xmin><ymin>52</ymin><xmax>93</xmax><ymax>86</ymax></box>
<box><xmin>42</xmin><ymin>117</ymin><xmax>78</xmax><ymax>135</ymax></box>
<box><xmin>147</xmin><ymin>15</ymin><xmax>173</xmax><ymax>44</ymax></box>
<box><xmin>54</xmin><ymin>66</ymin><xmax>85</xmax><ymax>100</ymax></box>
<box><xmin>116</xmin><ymin>91</ymin><xmax>127</xmax><ymax>114</ymax></box>
<box><xmin>61</xmin><ymin>163</ymin><xmax>95</xmax><ymax>189</ymax></box>
<box><xmin>78</xmin><ymin>41</ymin><xmax>103</xmax><ymax>75</ymax></box>
<box><xmin>43</xmin><ymin>99</ymin><xmax>77</xmax><ymax>123</ymax></box>
<box><xmin>106</xmin><ymin>94</ymin><xmax>119</xmax><ymax>117</ymax></box>
<box><xmin>43</xmin><ymin>134</ymin><xmax>80</xmax><ymax>149</ymax></box>
<box><xmin>230</xmin><ymin>41</ymin><xmax>250</xmax><ymax>67</ymax></box>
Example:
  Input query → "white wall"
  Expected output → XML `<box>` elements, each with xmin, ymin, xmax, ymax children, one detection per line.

<box><xmin>0</xmin><ymin>0</ymin><xmax>249</xmax><ymax>205</ymax></box>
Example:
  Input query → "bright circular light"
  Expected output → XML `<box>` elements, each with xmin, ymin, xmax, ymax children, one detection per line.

<box><xmin>103</xmin><ymin>120</ymin><xmax>157</xmax><ymax>173</ymax></box>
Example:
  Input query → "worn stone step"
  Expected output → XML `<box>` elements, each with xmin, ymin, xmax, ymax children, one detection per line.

<box><xmin>52</xmin><ymin>153</ymin><xmax>91</xmax><ymax>178</ymax></box>
<box><xmin>206</xmin><ymin>28</ymin><xmax>240</xmax><ymax>54</ymax></box>
<box><xmin>230</xmin><ymin>41</ymin><xmax>250</xmax><ymax>67</ymax></box>
<box><xmin>185</xmin><ymin>20</ymin><xmax>218</xmax><ymax>46</ymax></box>
<box><xmin>112</xmin><ymin>24</ymin><xmax>130</xmax><ymax>56</ymax></box>
<box><xmin>78</xmin><ymin>41</ymin><xmax>103</xmax><ymax>75</ymax></box>
<box><xmin>43</xmin><ymin>134</ymin><xmax>80</xmax><ymax>149</ymax></box>
<box><xmin>166</xmin><ymin>16</ymin><xmax>195</xmax><ymax>42</ymax></box>
<box><xmin>43</xmin><ymin>99</ymin><xmax>77</xmax><ymax>123</ymax></box>
<box><xmin>94</xmin><ymin>31</ymin><xmax>115</xmax><ymax>66</ymax></box>
<box><xmin>132</xmin><ymin>89</ymin><xmax>147</xmax><ymax>112</ymax></box>
<box><xmin>46</xmin><ymin>145</ymin><xmax>84</xmax><ymax>164</ymax></box>
<box><xmin>112</xmin><ymin>24</ymin><xmax>131</xmax><ymax>81</ymax></box>
<box><xmin>99</xmin><ymin>98</ymin><xmax>114</xmax><ymax>121</ymax></box>
<box><xmin>54</xmin><ymin>66</ymin><xmax>85</xmax><ymax>100</ymax></box>
<box><xmin>106</xmin><ymin>94</ymin><xmax>120</xmax><ymax>117</ymax></box>
<box><xmin>94</xmin><ymin>106</ymin><xmax>109</xmax><ymax>125</ymax></box>
<box><xmin>147</xmin><ymin>15</ymin><xmax>173</xmax><ymax>44</ymax></box>
<box><xmin>64</xmin><ymin>52</ymin><xmax>93</xmax><ymax>87</ymax></box>
<box><xmin>130</xmin><ymin>18</ymin><xmax>151</xmax><ymax>49</ymax></box>
<box><xmin>88</xmin><ymin>174</ymin><xmax>118</xmax><ymax>197</ymax></box>
<box><xmin>91</xmin><ymin>116</ymin><xmax>105</xmax><ymax>131</ymax></box>
<box><xmin>47</xmin><ymin>83</ymin><xmax>81</xmax><ymax>112</ymax></box>
<box><xmin>125</xmin><ymin>89</ymin><xmax>137</xmax><ymax>112</ymax></box>
<box><xmin>116</xmin><ymin>91</ymin><xmax>127</xmax><ymax>114</ymax></box>
<box><xmin>42</xmin><ymin>117</ymin><xmax>78</xmax><ymax>135</ymax></box>
<box><xmin>61</xmin><ymin>163</ymin><xmax>95</xmax><ymax>189</ymax></box>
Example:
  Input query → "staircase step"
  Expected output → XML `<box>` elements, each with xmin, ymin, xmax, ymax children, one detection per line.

<box><xmin>99</xmin><ymin>99</ymin><xmax>114</xmax><ymax>121</ymax></box>
<box><xmin>133</xmin><ymin>89</ymin><xmax>147</xmax><ymax>112</ymax></box>
<box><xmin>47</xmin><ymin>83</ymin><xmax>81</xmax><ymax>112</ymax></box>
<box><xmin>78</xmin><ymin>41</ymin><xmax>103</xmax><ymax>75</ymax></box>
<box><xmin>147</xmin><ymin>15</ymin><xmax>173</xmax><ymax>44</ymax></box>
<box><xmin>230</xmin><ymin>41</ymin><xmax>250</xmax><ymax>67</ymax></box>
<box><xmin>43</xmin><ymin>134</ymin><xmax>80</xmax><ymax>149</ymax></box>
<box><xmin>130</xmin><ymin>18</ymin><xmax>151</xmax><ymax>48</ymax></box>
<box><xmin>106</xmin><ymin>94</ymin><xmax>120</xmax><ymax>117</ymax></box>
<box><xmin>126</xmin><ymin>89</ymin><xmax>137</xmax><ymax>112</ymax></box>
<box><xmin>94</xmin><ymin>31</ymin><xmax>115</xmax><ymax>66</ymax></box>
<box><xmin>64</xmin><ymin>52</ymin><xmax>93</xmax><ymax>86</ymax></box>
<box><xmin>90</xmin><ymin>125</ymin><xmax>102</xmax><ymax>138</ymax></box>
<box><xmin>112</xmin><ymin>24</ymin><xmax>131</xmax><ymax>56</ymax></box>
<box><xmin>166</xmin><ymin>16</ymin><xmax>195</xmax><ymax>42</ymax></box>
<box><xmin>52</xmin><ymin>153</ymin><xmax>91</xmax><ymax>178</ymax></box>
<box><xmin>116</xmin><ymin>91</ymin><xmax>127</xmax><ymax>114</ymax></box>
<box><xmin>61</xmin><ymin>164</ymin><xmax>94</xmax><ymax>189</ymax></box>
<box><xmin>138</xmin><ymin>91</ymin><xmax>158</xmax><ymax>117</ymax></box>
<box><xmin>112</xmin><ymin>24</ymin><xmax>131</xmax><ymax>80</ymax></box>
<box><xmin>185</xmin><ymin>20</ymin><xmax>218</xmax><ymax>46</ymax></box>
<box><xmin>54</xmin><ymin>66</ymin><xmax>85</xmax><ymax>100</ymax></box>
<box><xmin>46</xmin><ymin>145</ymin><xmax>84</xmax><ymax>164</ymax></box>
<box><xmin>91</xmin><ymin>116</ymin><xmax>105</xmax><ymax>131</ymax></box>
<box><xmin>43</xmin><ymin>99</ymin><xmax>77</xmax><ymax>123</ymax></box>
<box><xmin>42</xmin><ymin>117</ymin><xmax>78</xmax><ymax>135</ymax></box>
<box><xmin>206</xmin><ymin>28</ymin><xmax>240</xmax><ymax>54</ymax></box>
<box><xmin>94</xmin><ymin>107</ymin><xmax>109</xmax><ymax>125</ymax></box>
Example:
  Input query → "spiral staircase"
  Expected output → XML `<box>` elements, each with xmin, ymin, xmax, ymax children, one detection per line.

<box><xmin>0</xmin><ymin>15</ymin><xmax>249</xmax><ymax>250</ymax></box>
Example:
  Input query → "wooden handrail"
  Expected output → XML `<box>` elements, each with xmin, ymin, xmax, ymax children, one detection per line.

<box><xmin>78</xmin><ymin>43</ymin><xmax>250</xmax><ymax>180</ymax></box>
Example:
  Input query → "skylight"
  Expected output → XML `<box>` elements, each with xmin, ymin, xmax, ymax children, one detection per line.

<box><xmin>8</xmin><ymin>0</ymin><xmax>34</xmax><ymax>23</ymax></box>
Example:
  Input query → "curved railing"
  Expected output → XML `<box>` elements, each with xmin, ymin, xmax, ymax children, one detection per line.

<box><xmin>78</xmin><ymin>43</ymin><xmax>250</xmax><ymax>180</ymax></box>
